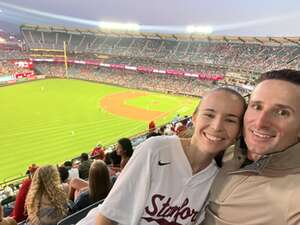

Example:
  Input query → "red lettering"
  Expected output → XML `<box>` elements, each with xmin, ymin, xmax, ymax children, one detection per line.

<box><xmin>144</xmin><ymin>195</ymin><xmax>200</xmax><ymax>223</ymax></box>
<box><xmin>145</xmin><ymin>194</ymin><xmax>165</xmax><ymax>216</ymax></box>
<box><xmin>157</xmin><ymin>197</ymin><xmax>171</xmax><ymax>217</ymax></box>
<box><xmin>191</xmin><ymin>210</ymin><xmax>200</xmax><ymax>222</ymax></box>
<box><xmin>173</xmin><ymin>198</ymin><xmax>189</xmax><ymax>221</ymax></box>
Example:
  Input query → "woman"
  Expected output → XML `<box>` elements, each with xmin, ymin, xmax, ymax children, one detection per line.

<box><xmin>10</xmin><ymin>164</ymin><xmax>38</xmax><ymax>222</ymax></box>
<box><xmin>116</xmin><ymin>138</ymin><xmax>133</xmax><ymax>170</ymax></box>
<box><xmin>70</xmin><ymin>160</ymin><xmax>111</xmax><ymax>212</ymax></box>
<box><xmin>94</xmin><ymin>87</ymin><xmax>246</xmax><ymax>225</ymax></box>
<box><xmin>25</xmin><ymin>165</ymin><xmax>68</xmax><ymax>225</ymax></box>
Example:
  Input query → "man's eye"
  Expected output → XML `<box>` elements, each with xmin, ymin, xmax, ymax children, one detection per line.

<box><xmin>251</xmin><ymin>104</ymin><xmax>261</xmax><ymax>110</ymax></box>
<box><xmin>275</xmin><ymin>109</ymin><xmax>290</xmax><ymax>117</ymax></box>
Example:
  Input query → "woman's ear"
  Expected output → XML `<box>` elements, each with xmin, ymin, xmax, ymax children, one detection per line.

<box><xmin>191</xmin><ymin>112</ymin><xmax>197</xmax><ymax>125</ymax></box>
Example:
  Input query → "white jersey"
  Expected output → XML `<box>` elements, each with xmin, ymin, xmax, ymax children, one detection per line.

<box><xmin>99</xmin><ymin>135</ymin><xmax>219</xmax><ymax>225</ymax></box>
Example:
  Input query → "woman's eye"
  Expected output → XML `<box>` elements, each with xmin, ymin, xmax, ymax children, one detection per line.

<box><xmin>225</xmin><ymin>119</ymin><xmax>238</xmax><ymax>123</ymax></box>
<box><xmin>203</xmin><ymin>113</ymin><xmax>214</xmax><ymax>118</ymax></box>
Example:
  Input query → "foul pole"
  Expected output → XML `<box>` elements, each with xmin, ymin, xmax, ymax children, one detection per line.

<box><xmin>63</xmin><ymin>41</ymin><xmax>68</xmax><ymax>78</ymax></box>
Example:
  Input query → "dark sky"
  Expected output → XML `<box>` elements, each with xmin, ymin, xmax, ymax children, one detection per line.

<box><xmin>0</xmin><ymin>0</ymin><xmax>300</xmax><ymax>36</ymax></box>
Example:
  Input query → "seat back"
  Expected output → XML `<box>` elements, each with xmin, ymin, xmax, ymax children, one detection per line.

<box><xmin>57</xmin><ymin>199</ymin><xmax>104</xmax><ymax>225</ymax></box>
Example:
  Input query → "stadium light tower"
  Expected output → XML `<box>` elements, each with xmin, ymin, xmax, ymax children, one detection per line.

<box><xmin>186</xmin><ymin>25</ymin><xmax>213</xmax><ymax>34</ymax></box>
<box><xmin>98</xmin><ymin>21</ymin><xmax>140</xmax><ymax>31</ymax></box>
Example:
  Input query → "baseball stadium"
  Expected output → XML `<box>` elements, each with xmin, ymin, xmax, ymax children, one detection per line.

<box><xmin>0</xmin><ymin>2</ymin><xmax>300</xmax><ymax>224</ymax></box>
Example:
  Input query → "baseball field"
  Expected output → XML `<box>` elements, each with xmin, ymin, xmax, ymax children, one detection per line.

<box><xmin>0</xmin><ymin>78</ymin><xmax>199</xmax><ymax>182</ymax></box>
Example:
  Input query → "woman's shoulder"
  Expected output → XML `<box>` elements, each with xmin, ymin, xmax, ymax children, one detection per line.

<box><xmin>136</xmin><ymin>135</ymin><xmax>181</xmax><ymax>156</ymax></box>
<box><xmin>144</xmin><ymin>135</ymin><xmax>179</xmax><ymax>147</ymax></box>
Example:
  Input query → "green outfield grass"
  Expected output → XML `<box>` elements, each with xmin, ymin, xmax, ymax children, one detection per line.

<box><xmin>0</xmin><ymin>79</ymin><xmax>199</xmax><ymax>182</ymax></box>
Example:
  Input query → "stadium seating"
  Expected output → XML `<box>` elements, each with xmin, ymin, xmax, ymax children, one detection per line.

<box><xmin>21</xmin><ymin>26</ymin><xmax>300</xmax><ymax>74</ymax></box>
<box><xmin>57</xmin><ymin>199</ymin><xmax>104</xmax><ymax>225</ymax></box>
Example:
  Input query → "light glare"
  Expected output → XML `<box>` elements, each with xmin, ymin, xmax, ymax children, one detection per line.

<box><xmin>99</xmin><ymin>22</ymin><xmax>140</xmax><ymax>31</ymax></box>
<box><xmin>186</xmin><ymin>25</ymin><xmax>213</xmax><ymax>34</ymax></box>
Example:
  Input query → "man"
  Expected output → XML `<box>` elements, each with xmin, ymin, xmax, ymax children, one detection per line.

<box><xmin>91</xmin><ymin>144</ymin><xmax>105</xmax><ymax>160</ymax></box>
<box><xmin>78</xmin><ymin>153</ymin><xmax>92</xmax><ymax>179</ymax></box>
<box><xmin>202</xmin><ymin>69</ymin><xmax>300</xmax><ymax>225</ymax></box>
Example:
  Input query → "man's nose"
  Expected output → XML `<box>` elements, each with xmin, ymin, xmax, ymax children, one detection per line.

<box><xmin>255</xmin><ymin>110</ymin><xmax>271</xmax><ymax>129</ymax></box>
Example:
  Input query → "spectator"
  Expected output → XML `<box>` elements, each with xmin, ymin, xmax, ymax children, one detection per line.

<box><xmin>63</xmin><ymin>161</ymin><xmax>79</xmax><ymax>180</ymax></box>
<box><xmin>90</xmin><ymin>87</ymin><xmax>246</xmax><ymax>225</ymax></box>
<box><xmin>90</xmin><ymin>144</ymin><xmax>105</xmax><ymax>160</ymax></box>
<box><xmin>148</xmin><ymin>121</ymin><xmax>156</xmax><ymax>132</ymax></box>
<box><xmin>10</xmin><ymin>164</ymin><xmax>38</xmax><ymax>223</ymax></box>
<box><xmin>172</xmin><ymin>114</ymin><xmax>180</xmax><ymax>124</ymax></box>
<box><xmin>116</xmin><ymin>138</ymin><xmax>133</xmax><ymax>170</ymax></box>
<box><xmin>202</xmin><ymin>69</ymin><xmax>300</xmax><ymax>225</ymax></box>
<box><xmin>25</xmin><ymin>165</ymin><xmax>68</xmax><ymax>225</ymax></box>
<box><xmin>104</xmin><ymin>150</ymin><xmax>122</xmax><ymax>176</ymax></box>
<box><xmin>146</xmin><ymin>121</ymin><xmax>161</xmax><ymax>139</ymax></box>
<box><xmin>58</xmin><ymin>166</ymin><xmax>70</xmax><ymax>194</ymax></box>
<box><xmin>70</xmin><ymin>160</ymin><xmax>111</xmax><ymax>213</ymax></box>
<box><xmin>78</xmin><ymin>153</ymin><xmax>92</xmax><ymax>179</ymax></box>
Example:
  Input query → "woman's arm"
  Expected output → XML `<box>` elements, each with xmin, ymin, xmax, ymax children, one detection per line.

<box><xmin>96</xmin><ymin>213</ymin><xmax>117</xmax><ymax>225</ymax></box>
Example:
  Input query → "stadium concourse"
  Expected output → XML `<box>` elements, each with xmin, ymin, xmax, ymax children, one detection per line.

<box><xmin>0</xmin><ymin>24</ymin><xmax>299</xmax><ymax>225</ymax></box>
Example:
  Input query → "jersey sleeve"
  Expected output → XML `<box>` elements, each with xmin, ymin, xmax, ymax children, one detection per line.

<box><xmin>98</xmin><ymin>138</ymin><xmax>155</xmax><ymax>225</ymax></box>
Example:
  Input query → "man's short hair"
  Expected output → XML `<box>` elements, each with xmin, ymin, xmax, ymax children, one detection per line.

<box><xmin>80</xmin><ymin>153</ymin><xmax>89</xmax><ymax>161</ymax></box>
<box><xmin>257</xmin><ymin>69</ymin><xmax>300</xmax><ymax>86</ymax></box>
<box><xmin>63</xmin><ymin>160</ymin><xmax>72</xmax><ymax>167</ymax></box>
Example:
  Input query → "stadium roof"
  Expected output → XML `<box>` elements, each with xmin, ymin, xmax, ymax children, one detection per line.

<box><xmin>2</xmin><ymin>1</ymin><xmax>300</xmax><ymax>36</ymax></box>
<box><xmin>20</xmin><ymin>24</ymin><xmax>300</xmax><ymax>46</ymax></box>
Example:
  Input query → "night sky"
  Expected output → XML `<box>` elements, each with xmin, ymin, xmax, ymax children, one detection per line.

<box><xmin>0</xmin><ymin>0</ymin><xmax>300</xmax><ymax>36</ymax></box>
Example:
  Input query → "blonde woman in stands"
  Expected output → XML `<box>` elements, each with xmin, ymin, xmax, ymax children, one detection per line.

<box><xmin>25</xmin><ymin>165</ymin><xmax>69</xmax><ymax>225</ymax></box>
<box><xmin>86</xmin><ymin>87</ymin><xmax>246</xmax><ymax>225</ymax></box>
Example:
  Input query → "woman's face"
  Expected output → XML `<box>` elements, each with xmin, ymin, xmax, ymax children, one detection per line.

<box><xmin>116</xmin><ymin>143</ymin><xmax>124</xmax><ymax>156</ymax></box>
<box><xmin>191</xmin><ymin>90</ymin><xmax>245</xmax><ymax>155</ymax></box>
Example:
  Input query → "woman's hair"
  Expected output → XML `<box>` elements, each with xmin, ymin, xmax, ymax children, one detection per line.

<box><xmin>25</xmin><ymin>165</ymin><xmax>68</xmax><ymax>225</ymax></box>
<box><xmin>88</xmin><ymin>160</ymin><xmax>111</xmax><ymax>202</ymax></box>
<box><xmin>193</xmin><ymin>87</ymin><xmax>247</xmax><ymax>116</ymax></box>
<box><xmin>118</xmin><ymin>138</ymin><xmax>133</xmax><ymax>157</ymax></box>
<box><xmin>106</xmin><ymin>150</ymin><xmax>121</xmax><ymax>166</ymax></box>
<box><xmin>58</xmin><ymin>166</ymin><xmax>69</xmax><ymax>183</ymax></box>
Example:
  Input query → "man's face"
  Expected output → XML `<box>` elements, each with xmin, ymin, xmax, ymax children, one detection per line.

<box><xmin>244</xmin><ymin>80</ymin><xmax>300</xmax><ymax>160</ymax></box>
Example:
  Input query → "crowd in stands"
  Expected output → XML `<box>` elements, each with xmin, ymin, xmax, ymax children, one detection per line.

<box><xmin>0</xmin><ymin>50</ymin><xmax>28</xmax><ymax>61</ymax></box>
<box><xmin>0</xmin><ymin>27</ymin><xmax>297</xmax><ymax>93</ymax></box>
<box><xmin>22</xmin><ymin>28</ymin><xmax>299</xmax><ymax>74</ymax></box>
<box><xmin>34</xmin><ymin>62</ymin><xmax>215</xmax><ymax>97</ymax></box>
<box><xmin>0</xmin><ymin>61</ymin><xmax>32</xmax><ymax>76</ymax></box>
<box><xmin>0</xmin><ymin>117</ymin><xmax>192</xmax><ymax>224</ymax></box>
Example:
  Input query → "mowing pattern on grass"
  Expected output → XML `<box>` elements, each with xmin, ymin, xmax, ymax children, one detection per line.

<box><xmin>0</xmin><ymin>79</ymin><xmax>198</xmax><ymax>182</ymax></box>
